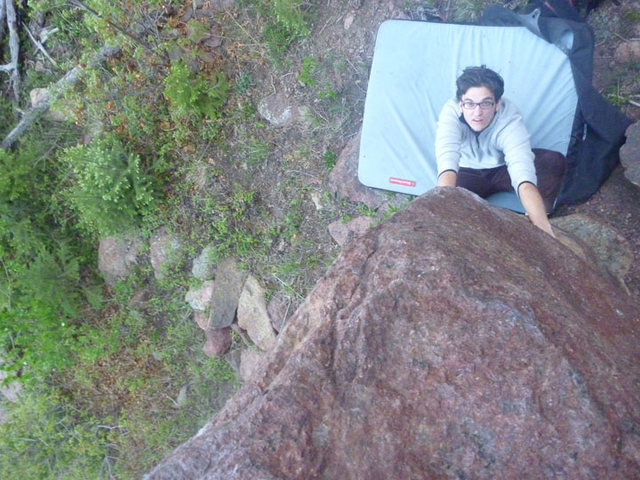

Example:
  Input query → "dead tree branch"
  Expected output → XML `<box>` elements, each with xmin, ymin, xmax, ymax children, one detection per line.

<box><xmin>1</xmin><ymin>45</ymin><xmax>121</xmax><ymax>149</ymax></box>
<box><xmin>39</xmin><ymin>26</ymin><xmax>59</xmax><ymax>44</ymax></box>
<box><xmin>0</xmin><ymin>0</ymin><xmax>20</xmax><ymax>99</ymax></box>
<box><xmin>69</xmin><ymin>0</ymin><xmax>156</xmax><ymax>53</ymax></box>
<box><xmin>25</xmin><ymin>24</ymin><xmax>58</xmax><ymax>67</ymax></box>
<box><xmin>0</xmin><ymin>0</ymin><xmax>6</xmax><ymax>41</ymax></box>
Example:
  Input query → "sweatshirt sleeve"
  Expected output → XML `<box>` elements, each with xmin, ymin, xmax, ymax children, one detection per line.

<box><xmin>435</xmin><ymin>100</ymin><xmax>463</xmax><ymax>176</ymax></box>
<box><xmin>496</xmin><ymin>106</ymin><xmax>537</xmax><ymax>193</ymax></box>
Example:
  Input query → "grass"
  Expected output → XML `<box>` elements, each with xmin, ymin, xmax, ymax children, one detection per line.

<box><xmin>1</xmin><ymin>276</ymin><xmax>240</xmax><ymax>478</ymax></box>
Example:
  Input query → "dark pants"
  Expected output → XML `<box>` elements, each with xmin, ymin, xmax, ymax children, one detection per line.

<box><xmin>457</xmin><ymin>149</ymin><xmax>567</xmax><ymax>213</ymax></box>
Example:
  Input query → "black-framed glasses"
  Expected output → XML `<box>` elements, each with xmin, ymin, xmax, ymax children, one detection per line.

<box><xmin>460</xmin><ymin>100</ymin><xmax>495</xmax><ymax>111</ymax></box>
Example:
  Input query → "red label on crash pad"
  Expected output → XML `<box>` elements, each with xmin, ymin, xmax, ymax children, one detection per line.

<box><xmin>389</xmin><ymin>177</ymin><xmax>416</xmax><ymax>187</ymax></box>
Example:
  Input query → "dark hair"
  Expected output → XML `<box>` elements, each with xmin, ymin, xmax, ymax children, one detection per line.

<box><xmin>455</xmin><ymin>65</ymin><xmax>504</xmax><ymax>101</ymax></box>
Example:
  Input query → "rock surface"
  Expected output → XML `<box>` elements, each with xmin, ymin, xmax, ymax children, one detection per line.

<box><xmin>0</xmin><ymin>362</ymin><xmax>21</xmax><ymax>404</ymax></box>
<box><xmin>551</xmin><ymin>213</ymin><xmax>633</xmax><ymax>289</ymax></box>
<box><xmin>239</xmin><ymin>348</ymin><xmax>264</xmax><ymax>383</ymax></box>
<box><xmin>98</xmin><ymin>234</ymin><xmax>144</xmax><ymax>286</ymax></box>
<box><xmin>191</xmin><ymin>245</ymin><xmax>217</xmax><ymax>281</ymax></box>
<box><xmin>614</xmin><ymin>39</ymin><xmax>640</xmax><ymax>63</ymax></box>
<box><xmin>0</xmin><ymin>359</ymin><xmax>21</xmax><ymax>425</ymax></box>
<box><xmin>327</xmin><ymin>215</ymin><xmax>373</xmax><ymax>246</ymax></box>
<box><xmin>237</xmin><ymin>275</ymin><xmax>276</xmax><ymax>351</ymax></box>
<box><xmin>203</xmin><ymin>327</ymin><xmax>233</xmax><ymax>357</ymax></box>
<box><xmin>150</xmin><ymin>227</ymin><xmax>181</xmax><ymax>280</ymax></box>
<box><xmin>145</xmin><ymin>188</ymin><xmax>640</xmax><ymax>480</ymax></box>
<box><xmin>267</xmin><ymin>291</ymin><xmax>292</xmax><ymax>332</ymax></box>
<box><xmin>620</xmin><ymin>121</ymin><xmax>640</xmax><ymax>187</ymax></box>
<box><xmin>328</xmin><ymin>130</ymin><xmax>389</xmax><ymax>209</ymax></box>
<box><xmin>208</xmin><ymin>258</ymin><xmax>246</xmax><ymax>329</ymax></box>
<box><xmin>258</xmin><ymin>92</ymin><xmax>297</xmax><ymax>127</ymax></box>
<box><xmin>185</xmin><ymin>280</ymin><xmax>215</xmax><ymax>311</ymax></box>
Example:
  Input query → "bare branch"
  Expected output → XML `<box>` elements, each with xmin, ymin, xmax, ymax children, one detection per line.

<box><xmin>69</xmin><ymin>0</ymin><xmax>156</xmax><ymax>53</ymax></box>
<box><xmin>2</xmin><ymin>0</ymin><xmax>20</xmax><ymax>99</ymax></box>
<box><xmin>25</xmin><ymin>24</ymin><xmax>58</xmax><ymax>67</ymax></box>
<box><xmin>1</xmin><ymin>45</ymin><xmax>121</xmax><ymax>149</ymax></box>
<box><xmin>0</xmin><ymin>0</ymin><xmax>6</xmax><ymax>40</ymax></box>
<box><xmin>40</xmin><ymin>26</ymin><xmax>59</xmax><ymax>44</ymax></box>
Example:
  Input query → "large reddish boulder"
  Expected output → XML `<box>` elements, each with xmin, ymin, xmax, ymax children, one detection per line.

<box><xmin>146</xmin><ymin>188</ymin><xmax>640</xmax><ymax>479</ymax></box>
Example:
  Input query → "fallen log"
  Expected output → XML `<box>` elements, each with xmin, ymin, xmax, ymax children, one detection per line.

<box><xmin>1</xmin><ymin>45</ymin><xmax>121</xmax><ymax>149</ymax></box>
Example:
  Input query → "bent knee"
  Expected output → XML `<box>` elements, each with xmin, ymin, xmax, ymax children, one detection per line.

<box><xmin>533</xmin><ymin>149</ymin><xmax>567</xmax><ymax>176</ymax></box>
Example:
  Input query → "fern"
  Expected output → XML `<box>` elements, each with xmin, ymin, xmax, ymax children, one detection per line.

<box><xmin>163</xmin><ymin>60</ymin><xmax>229</xmax><ymax>123</ymax></box>
<box><xmin>264</xmin><ymin>0</ymin><xmax>312</xmax><ymax>57</ymax></box>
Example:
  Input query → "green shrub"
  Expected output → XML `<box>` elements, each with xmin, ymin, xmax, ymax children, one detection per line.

<box><xmin>0</xmin><ymin>241</ymin><xmax>102</xmax><ymax>381</ymax></box>
<box><xmin>61</xmin><ymin>135</ymin><xmax>155</xmax><ymax>237</ymax></box>
<box><xmin>323</xmin><ymin>149</ymin><xmax>338</xmax><ymax>170</ymax></box>
<box><xmin>264</xmin><ymin>0</ymin><xmax>312</xmax><ymax>57</ymax></box>
<box><xmin>163</xmin><ymin>60</ymin><xmax>229</xmax><ymax>124</ymax></box>
<box><xmin>0</xmin><ymin>389</ymin><xmax>108</xmax><ymax>480</ymax></box>
<box><xmin>0</xmin><ymin>129</ymin><xmax>102</xmax><ymax>381</ymax></box>
<box><xmin>234</xmin><ymin>71</ymin><xmax>254</xmax><ymax>94</ymax></box>
<box><xmin>298</xmin><ymin>57</ymin><xmax>318</xmax><ymax>86</ymax></box>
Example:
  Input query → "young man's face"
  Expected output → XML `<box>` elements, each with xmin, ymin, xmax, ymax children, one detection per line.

<box><xmin>460</xmin><ymin>86</ymin><xmax>500</xmax><ymax>132</ymax></box>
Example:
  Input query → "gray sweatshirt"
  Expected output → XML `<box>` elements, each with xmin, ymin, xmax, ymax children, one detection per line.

<box><xmin>435</xmin><ymin>97</ymin><xmax>537</xmax><ymax>193</ymax></box>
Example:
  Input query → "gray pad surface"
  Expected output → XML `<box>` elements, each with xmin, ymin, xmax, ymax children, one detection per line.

<box><xmin>358</xmin><ymin>20</ymin><xmax>578</xmax><ymax>211</ymax></box>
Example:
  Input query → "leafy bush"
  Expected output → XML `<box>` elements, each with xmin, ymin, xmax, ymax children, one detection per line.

<box><xmin>61</xmin><ymin>135</ymin><xmax>156</xmax><ymax>237</ymax></box>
